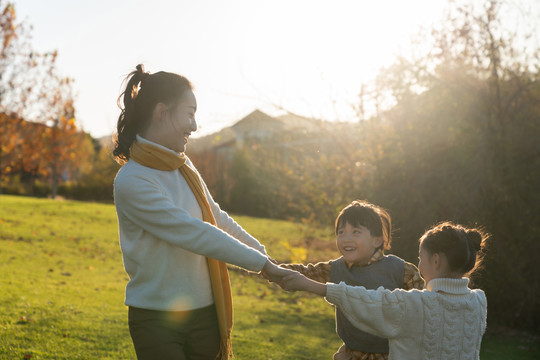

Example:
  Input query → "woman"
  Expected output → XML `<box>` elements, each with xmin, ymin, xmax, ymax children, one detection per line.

<box><xmin>113</xmin><ymin>64</ymin><xmax>290</xmax><ymax>360</ymax></box>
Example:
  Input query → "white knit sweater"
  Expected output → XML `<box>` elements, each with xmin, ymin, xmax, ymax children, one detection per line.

<box><xmin>326</xmin><ymin>278</ymin><xmax>487</xmax><ymax>360</ymax></box>
<box><xmin>114</xmin><ymin>136</ymin><xmax>268</xmax><ymax>311</ymax></box>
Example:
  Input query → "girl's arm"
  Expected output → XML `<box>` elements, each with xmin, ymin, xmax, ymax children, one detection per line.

<box><xmin>325</xmin><ymin>282</ymin><xmax>407</xmax><ymax>339</ymax></box>
<box><xmin>280</xmin><ymin>272</ymin><xmax>327</xmax><ymax>296</ymax></box>
<box><xmin>281</xmin><ymin>274</ymin><xmax>408</xmax><ymax>339</ymax></box>
<box><xmin>262</xmin><ymin>261</ymin><xmax>300</xmax><ymax>284</ymax></box>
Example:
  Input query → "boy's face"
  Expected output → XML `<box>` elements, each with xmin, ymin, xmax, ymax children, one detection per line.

<box><xmin>336</xmin><ymin>222</ymin><xmax>383</xmax><ymax>265</ymax></box>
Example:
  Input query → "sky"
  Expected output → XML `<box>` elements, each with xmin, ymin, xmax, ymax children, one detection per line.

<box><xmin>13</xmin><ymin>0</ymin><xmax>538</xmax><ymax>139</ymax></box>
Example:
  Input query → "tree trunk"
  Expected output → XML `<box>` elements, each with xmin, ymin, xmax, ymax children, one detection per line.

<box><xmin>51</xmin><ymin>165</ymin><xmax>58</xmax><ymax>199</ymax></box>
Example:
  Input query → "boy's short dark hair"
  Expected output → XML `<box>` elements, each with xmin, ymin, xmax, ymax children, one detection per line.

<box><xmin>335</xmin><ymin>200</ymin><xmax>392</xmax><ymax>251</ymax></box>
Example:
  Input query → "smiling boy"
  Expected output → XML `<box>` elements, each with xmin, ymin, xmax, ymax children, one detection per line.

<box><xmin>280</xmin><ymin>200</ymin><xmax>424</xmax><ymax>360</ymax></box>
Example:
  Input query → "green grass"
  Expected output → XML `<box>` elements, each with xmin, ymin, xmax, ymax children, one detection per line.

<box><xmin>0</xmin><ymin>195</ymin><xmax>538</xmax><ymax>359</ymax></box>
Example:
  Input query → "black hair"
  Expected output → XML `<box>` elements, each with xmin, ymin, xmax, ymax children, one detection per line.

<box><xmin>335</xmin><ymin>200</ymin><xmax>392</xmax><ymax>251</ymax></box>
<box><xmin>113</xmin><ymin>64</ymin><xmax>193</xmax><ymax>164</ymax></box>
<box><xmin>420</xmin><ymin>221</ymin><xmax>489</xmax><ymax>277</ymax></box>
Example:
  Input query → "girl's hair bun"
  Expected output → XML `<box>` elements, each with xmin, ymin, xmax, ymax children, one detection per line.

<box><xmin>465</xmin><ymin>229</ymin><xmax>483</xmax><ymax>252</ymax></box>
<box><xmin>420</xmin><ymin>221</ymin><xmax>489</xmax><ymax>277</ymax></box>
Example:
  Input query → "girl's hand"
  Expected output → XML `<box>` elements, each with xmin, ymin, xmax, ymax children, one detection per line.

<box><xmin>280</xmin><ymin>273</ymin><xmax>327</xmax><ymax>297</ymax></box>
<box><xmin>280</xmin><ymin>272</ymin><xmax>309</xmax><ymax>291</ymax></box>
<box><xmin>261</xmin><ymin>259</ymin><xmax>297</xmax><ymax>283</ymax></box>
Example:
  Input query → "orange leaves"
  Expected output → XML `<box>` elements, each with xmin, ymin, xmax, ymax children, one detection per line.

<box><xmin>1</xmin><ymin>2</ymin><xmax>17</xmax><ymax>49</ymax></box>
<box><xmin>1</xmin><ymin>112</ymin><xmax>90</xmax><ymax>187</ymax></box>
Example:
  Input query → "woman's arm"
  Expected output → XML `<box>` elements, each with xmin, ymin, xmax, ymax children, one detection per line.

<box><xmin>114</xmin><ymin>171</ymin><xmax>267</xmax><ymax>272</ymax></box>
<box><xmin>262</xmin><ymin>261</ymin><xmax>300</xmax><ymax>284</ymax></box>
<box><xmin>189</xmin><ymin>157</ymin><xmax>267</xmax><ymax>255</ymax></box>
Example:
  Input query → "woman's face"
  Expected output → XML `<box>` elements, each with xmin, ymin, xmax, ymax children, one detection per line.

<box><xmin>158</xmin><ymin>90</ymin><xmax>198</xmax><ymax>153</ymax></box>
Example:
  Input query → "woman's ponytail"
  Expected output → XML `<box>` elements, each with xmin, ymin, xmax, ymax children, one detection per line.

<box><xmin>113</xmin><ymin>64</ymin><xmax>150</xmax><ymax>164</ymax></box>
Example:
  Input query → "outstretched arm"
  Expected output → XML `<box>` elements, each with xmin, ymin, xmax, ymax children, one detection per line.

<box><xmin>261</xmin><ymin>260</ymin><xmax>300</xmax><ymax>283</ymax></box>
<box><xmin>403</xmin><ymin>261</ymin><xmax>425</xmax><ymax>290</ymax></box>
<box><xmin>279</xmin><ymin>272</ymin><xmax>327</xmax><ymax>297</ymax></box>
<box><xmin>280</xmin><ymin>261</ymin><xmax>331</xmax><ymax>283</ymax></box>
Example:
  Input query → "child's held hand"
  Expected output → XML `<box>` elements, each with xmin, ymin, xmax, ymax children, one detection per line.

<box><xmin>279</xmin><ymin>272</ymin><xmax>328</xmax><ymax>297</ymax></box>
<box><xmin>261</xmin><ymin>260</ymin><xmax>298</xmax><ymax>283</ymax></box>
<box><xmin>280</xmin><ymin>272</ymin><xmax>310</xmax><ymax>292</ymax></box>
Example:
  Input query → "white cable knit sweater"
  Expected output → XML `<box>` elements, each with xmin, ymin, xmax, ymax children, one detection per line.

<box><xmin>325</xmin><ymin>278</ymin><xmax>487</xmax><ymax>360</ymax></box>
<box><xmin>114</xmin><ymin>136</ymin><xmax>268</xmax><ymax>312</ymax></box>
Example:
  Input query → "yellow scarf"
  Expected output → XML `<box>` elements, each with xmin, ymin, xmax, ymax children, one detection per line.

<box><xmin>131</xmin><ymin>139</ymin><xmax>233</xmax><ymax>360</ymax></box>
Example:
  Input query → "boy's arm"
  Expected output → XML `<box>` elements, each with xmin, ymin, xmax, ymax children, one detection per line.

<box><xmin>403</xmin><ymin>261</ymin><xmax>425</xmax><ymax>290</ymax></box>
<box><xmin>280</xmin><ymin>261</ymin><xmax>331</xmax><ymax>283</ymax></box>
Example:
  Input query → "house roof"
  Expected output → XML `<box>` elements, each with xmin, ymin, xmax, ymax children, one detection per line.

<box><xmin>188</xmin><ymin>109</ymin><xmax>327</xmax><ymax>153</ymax></box>
<box><xmin>276</xmin><ymin>112</ymin><xmax>322</xmax><ymax>132</ymax></box>
<box><xmin>231</xmin><ymin>109</ymin><xmax>286</xmax><ymax>134</ymax></box>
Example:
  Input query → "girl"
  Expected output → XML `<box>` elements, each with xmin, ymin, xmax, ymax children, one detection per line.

<box><xmin>281</xmin><ymin>200</ymin><xmax>424</xmax><ymax>360</ymax></box>
<box><xmin>279</xmin><ymin>222</ymin><xmax>488</xmax><ymax>360</ymax></box>
<box><xmin>113</xmin><ymin>64</ymin><xmax>292</xmax><ymax>360</ymax></box>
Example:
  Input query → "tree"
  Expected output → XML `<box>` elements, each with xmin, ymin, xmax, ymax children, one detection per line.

<box><xmin>0</xmin><ymin>1</ymin><xmax>90</xmax><ymax>198</ymax></box>
<box><xmin>356</xmin><ymin>0</ymin><xmax>540</xmax><ymax>329</ymax></box>
<box><xmin>0</xmin><ymin>1</ymin><xmax>29</xmax><ymax>193</ymax></box>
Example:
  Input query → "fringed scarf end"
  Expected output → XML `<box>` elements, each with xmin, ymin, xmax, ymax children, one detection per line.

<box><xmin>216</xmin><ymin>337</ymin><xmax>233</xmax><ymax>360</ymax></box>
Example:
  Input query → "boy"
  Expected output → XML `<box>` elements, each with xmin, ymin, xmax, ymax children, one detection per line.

<box><xmin>281</xmin><ymin>201</ymin><xmax>424</xmax><ymax>360</ymax></box>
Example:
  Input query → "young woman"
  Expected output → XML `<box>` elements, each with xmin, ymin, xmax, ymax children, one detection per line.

<box><xmin>279</xmin><ymin>222</ymin><xmax>488</xmax><ymax>360</ymax></box>
<box><xmin>113</xmin><ymin>64</ymin><xmax>291</xmax><ymax>360</ymax></box>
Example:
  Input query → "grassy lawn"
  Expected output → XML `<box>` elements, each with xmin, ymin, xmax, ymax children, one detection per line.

<box><xmin>0</xmin><ymin>195</ymin><xmax>538</xmax><ymax>359</ymax></box>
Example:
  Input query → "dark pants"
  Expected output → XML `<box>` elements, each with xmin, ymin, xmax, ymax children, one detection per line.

<box><xmin>128</xmin><ymin>305</ymin><xmax>220</xmax><ymax>360</ymax></box>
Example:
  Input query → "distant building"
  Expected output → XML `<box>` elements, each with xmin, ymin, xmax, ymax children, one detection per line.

<box><xmin>188</xmin><ymin>109</ymin><xmax>325</xmax><ymax>156</ymax></box>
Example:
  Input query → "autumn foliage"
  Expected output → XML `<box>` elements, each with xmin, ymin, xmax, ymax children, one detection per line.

<box><xmin>0</xmin><ymin>1</ymin><xmax>95</xmax><ymax>197</ymax></box>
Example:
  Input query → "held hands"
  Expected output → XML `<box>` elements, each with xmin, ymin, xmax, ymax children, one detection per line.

<box><xmin>261</xmin><ymin>260</ymin><xmax>297</xmax><ymax>284</ymax></box>
<box><xmin>261</xmin><ymin>260</ymin><xmax>327</xmax><ymax>297</ymax></box>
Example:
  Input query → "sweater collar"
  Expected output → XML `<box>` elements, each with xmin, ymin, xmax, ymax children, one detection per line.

<box><xmin>426</xmin><ymin>277</ymin><xmax>470</xmax><ymax>295</ymax></box>
<box><xmin>346</xmin><ymin>249</ymin><xmax>384</xmax><ymax>269</ymax></box>
<box><xmin>135</xmin><ymin>135</ymin><xmax>181</xmax><ymax>156</ymax></box>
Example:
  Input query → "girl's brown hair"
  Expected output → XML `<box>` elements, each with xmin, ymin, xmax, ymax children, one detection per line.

<box><xmin>335</xmin><ymin>200</ymin><xmax>392</xmax><ymax>251</ymax></box>
<box><xmin>420</xmin><ymin>221</ymin><xmax>489</xmax><ymax>277</ymax></box>
<box><xmin>113</xmin><ymin>64</ymin><xmax>193</xmax><ymax>164</ymax></box>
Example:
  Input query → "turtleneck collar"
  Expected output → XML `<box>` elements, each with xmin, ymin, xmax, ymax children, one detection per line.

<box><xmin>136</xmin><ymin>134</ymin><xmax>180</xmax><ymax>155</ymax></box>
<box><xmin>426</xmin><ymin>277</ymin><xmax>471</xmax><ymax>295</ymax></box>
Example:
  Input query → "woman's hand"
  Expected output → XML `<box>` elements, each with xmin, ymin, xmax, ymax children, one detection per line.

<box><xmin>280</xmin><ymin>272</ymin><xmax>328</xmax><ymax>297</ymax></box>
<box><xmin>261</xmin><ymin>259</ymin><xmax>297</xmax><ymax>284</ymax></box>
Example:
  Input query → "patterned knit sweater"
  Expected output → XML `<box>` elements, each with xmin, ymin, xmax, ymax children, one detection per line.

<box><xmin>325</xmin><ymin>278</ymin><xmax>487</xmax><ymax>360</ymax></box>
